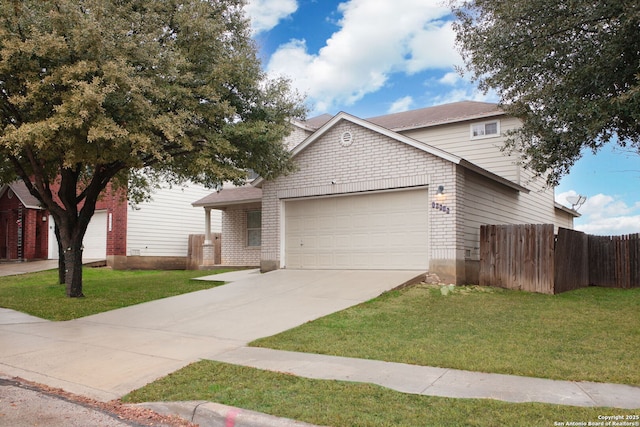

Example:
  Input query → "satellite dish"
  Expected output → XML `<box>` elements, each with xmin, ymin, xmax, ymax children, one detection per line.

<box><xmin>566</xmin><ymin>195</ymin><xmax>587</xmax><ymax>210</ymax></box>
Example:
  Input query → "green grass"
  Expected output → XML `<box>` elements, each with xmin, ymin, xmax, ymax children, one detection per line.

<box><xmin>123</xmin><ymin>360</ymin><xmax>640</xmax><ymax>427</ymax></box>
<box><xmin>251</xmin><ymin>284</ymin><xmax>640</xmax><ymax>385</ymax></box>
<box><xmin>0</xmin><ymin>267</ymin><xmax>230</xmax><ymax>321</ymax></box>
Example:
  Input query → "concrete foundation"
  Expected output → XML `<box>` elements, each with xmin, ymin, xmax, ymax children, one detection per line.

<box><xmin>107</xmin><ymin>255</ymin><xmax>187</xmax><ymax>270</ymax></box>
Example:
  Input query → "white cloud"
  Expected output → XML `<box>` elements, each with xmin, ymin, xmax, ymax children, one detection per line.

<box><xmin>388</xmin><ymin>96</ymin><xmax>414</xmax><ymax>113</ymax></box>
<box><xmin>265</xmin><ymin>0</ymin><xmax>461</xmax><ymax>113</ymax></box>
<box><xmin>439</xmin><ymin>71</ymin><xmax>461</xmax><ymax>86</ymax></box>
<box><xmin>429</xmin><ymin>86</ymin><xmax>499</xmax><ymax>106</ymax></box>
<box><xmin>556</xmin><ymin>191</ymin><xmax>640</xmax><ymax>236</ymax></box>
<box><xmin>244</xmin><ymin>0</ymin><xmax>298</xmax><ymax>34</ymax></box>
<box><xmin>576</xmin><ymin>215</ymin><xmax>640</xmax><ymax>236</ymax></box>
<box><xmin>405</xmin><ymin>21</ymin><xmax>461</xmax><ymax>73</ymax></box>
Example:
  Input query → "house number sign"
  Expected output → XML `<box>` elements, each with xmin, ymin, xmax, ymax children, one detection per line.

<box><xmin>432</xmin><ymin>202</ymin><xmax>450</xmax><ymax>214</ymax></box>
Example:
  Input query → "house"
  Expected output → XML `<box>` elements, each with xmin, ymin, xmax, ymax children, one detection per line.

<box><xmin>0</xmin><ymin>180</ymin><xmax>218</xmax><ymax>269</ymax></box>
<box><xmin>193</xmin><ymin>101</ymin><xmax>578</xmax><ymax>284</ymax></box>
<box><xmin>0</xmin><ymin>182</ymin><xmax>48</xmax><ymax>260</ymax></box>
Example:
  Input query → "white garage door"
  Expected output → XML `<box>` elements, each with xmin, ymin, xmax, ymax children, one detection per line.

<box><xmin>48</xmin><ymin>211</ymin><xmax>107</xmax><ymax>261</ymax></box>
<box><xmin>285</xmin><ymin>189</ymin><xmax>429</xmax><ymax>269</ymax></box>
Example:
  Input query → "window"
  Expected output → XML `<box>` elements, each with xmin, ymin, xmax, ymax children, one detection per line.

<box><xmin>247</xmin><ymin>210</ymin><xmax>261</xmax><ymax>247</ymax></box>
<box><xmin>471</xmin><ymin>120</ymin><xmax>500</xmax><ymax>139</ymax></box>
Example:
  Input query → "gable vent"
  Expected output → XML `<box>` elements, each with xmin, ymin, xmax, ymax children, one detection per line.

<box><xmin>340</xmin><ymin>130</ymin><xmax>354</xmax><ymax>147</ymax></box>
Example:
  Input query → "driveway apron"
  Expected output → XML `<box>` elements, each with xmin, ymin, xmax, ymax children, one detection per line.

<box><xmin>0</xmin><ymin>269</ymin><xmax>422</xmax><ymax>401</ymax></box>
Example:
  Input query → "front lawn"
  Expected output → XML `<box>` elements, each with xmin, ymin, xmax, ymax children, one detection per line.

<box><xmin>123</xmin><ymin>360</ymin><xmax>639</xmax><ymax>427</ymax></box>
<box><xmin>251</xmin><ymin>284</ymin><xmax>640</xmax><ymax>385</ymax></box>
<box><xmin>0</xmin><ymin>268</ymin><xmax>229</xmax><ymax>321</ymax></box>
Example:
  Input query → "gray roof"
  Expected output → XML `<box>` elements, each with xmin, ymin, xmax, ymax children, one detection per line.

<box><xmin>304</xmin><ymin>114</ymin><xmax>333</xmax><ymax>130</ymax></box>
<box><xmin>366</xmin><ymin>101</ymin><xmax>503</xmax><ymax>131</ymax></box>
<box><xmin>0</xmin><ymin>181</ymin><xmax>43</xmax><ymax>209</ymax></box>
<box><xmin>192</xmin><ymin>186</ymin><xmax>262</xmax><ymax>208</ymax></box>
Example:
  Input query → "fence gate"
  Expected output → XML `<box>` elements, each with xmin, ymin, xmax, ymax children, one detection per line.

<box><xmin>187</xmin><ymin>233</ymin><xmax>222</xmax><ymax>270</ymax></box>
<box><xmin>553</xmin><ymin>228</ymin><xmax>589</xmax><ymax>293</ymax></box>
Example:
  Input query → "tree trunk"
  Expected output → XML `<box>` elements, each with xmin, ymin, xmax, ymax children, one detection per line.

<box><xmin>63</xmin><ymin>244</ymin><xmax>84</xmax><ymax>298</ymax></box>
<box><xmin>55</xmin><ymin>216</ymin><xmax>88</xmax><ymax>298</ymax></box>
<box><xmin>54</xmin><ymin>223</ymin><xmax>65</xmax><ymax>285</ymax></box>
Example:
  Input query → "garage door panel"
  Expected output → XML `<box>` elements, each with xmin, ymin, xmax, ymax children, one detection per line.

<box><xmin>334</xmin><ymin>235</ymin><xmax>351</xmax><ymax>248</ymax></box>
<box><xmin>301</xmin><ymin>254</ymin><xmax>318</xmax><ymax>267</ymax></box>
<box><xmin>365</xmin><ymin>232</ymin><xmax>389</xmax><ymax>247</ymax></box>
<box><xmin>285</xmin><ymin>190</ymin><xmax>429</xmax><ymax>270</ymax></box>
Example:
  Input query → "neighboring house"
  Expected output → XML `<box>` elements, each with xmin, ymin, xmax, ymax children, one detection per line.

<box><xmin>194</xmin><ymin>101</ymin><xmax>578</xmax><ymax>284</ymax></box>
<box><xmin>107</xmin><ymin>182</ymin><xmax>220</xmax><ymax>269</ymax></box>
<box><xmin>0</xmin><ymin>182</ymin><xmax>48</xmax><ymax>261</ymax></box>
<box><xmin>0</xmin><ymin>180</ymin><xmax>218</xmax><ymax>268</ymax></box>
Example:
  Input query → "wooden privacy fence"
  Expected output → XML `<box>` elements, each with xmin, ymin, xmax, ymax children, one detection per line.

<box><xmin>187</xmin><ymin>234</ymin><xmax>205</xmax><ymax>270</ymax></box>
<box><xmin>187</xmin><ymin>233</ymin><xmax>222</xmax><ymax>270</ymax></box>
<box><xmin>479</xmin><ymin>224</ymin><xmax>555</xmax><ymax>294</ymax></box>
<box><xmin>589</xmin><ymin>233</ymin><xmax>640</xmax><ymax>288</ymax></box>
<box><xmin>479</xmin><ymin>224</ymin><xmax>640</xmax><ymax>294</ymax></box>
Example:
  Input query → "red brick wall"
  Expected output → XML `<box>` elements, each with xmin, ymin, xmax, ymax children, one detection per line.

<box><xmin>0</xmin><ymin>188</ymin><xmax>49</xmax><ymax>260</ymax></box>
<box><xmin>22</xmin><ymin>209</ymin><xmax>37</xmax><ymax>259</ymax></box>
<box><xmin>0</xmin><ymin>189</ymin><xmax>22</xmax><ymax>260</ymax></box>
<box><xmin>2</xmin><ymin>181</ymin><xmax>129</xmax><ymax>260</ymax></box>
<box><xmin>103</xmin><ymin>187</ymin><xmax>128</xmax><ymax>256</ymax></box>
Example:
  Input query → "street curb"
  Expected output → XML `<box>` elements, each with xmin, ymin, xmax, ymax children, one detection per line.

<box><xmin>136</xmin><ymin>401</ymin><xmax>326</xmax><ymax>427</ymax></box>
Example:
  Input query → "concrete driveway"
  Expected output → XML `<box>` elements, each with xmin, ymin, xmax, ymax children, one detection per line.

<box><xmin>0</xmin><ymin>269</ymin><xmax>423</xmax><ymax>402</ymax></box>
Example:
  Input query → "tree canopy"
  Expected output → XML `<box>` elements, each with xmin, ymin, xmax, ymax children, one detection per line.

<box><xmin>452</xmin><ymin>0</ymin><xmax>640</xmax><ymax>186</ymax></box>
<box><xmin>0</xmin><ymin>0</ymin><xmax>305</xmax><ymax>296</ymax></box>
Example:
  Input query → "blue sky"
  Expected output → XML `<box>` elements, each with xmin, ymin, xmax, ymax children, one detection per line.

<box><xmin>243</xmin><ymin>0</ymin><xmax>640</xmax><ymax>235</ymax></box>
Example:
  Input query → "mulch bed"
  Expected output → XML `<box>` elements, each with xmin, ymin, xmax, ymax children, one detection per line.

<box><xmin>5</xmin><ymin>376</ymin><xmax>199</xmax><ymax>427</ymax></box>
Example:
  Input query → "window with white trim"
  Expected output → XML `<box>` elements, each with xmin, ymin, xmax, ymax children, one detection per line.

<box><xmin>470</xmin><ymin>120</ymin><xmax>500</xmax><ymax>139</ymax></box>
<box><xmin>246</xmin><ymin>210</ymin><xmax>261</xmax><ymax>247</ymax></box>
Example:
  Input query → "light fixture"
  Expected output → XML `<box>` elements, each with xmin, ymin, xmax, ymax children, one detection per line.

<box><xmin>437</xmin><ymin>185</ymin><xmax>445</xmax><ymax>195</ymax></box>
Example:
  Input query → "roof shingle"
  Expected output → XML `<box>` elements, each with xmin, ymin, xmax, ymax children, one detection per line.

<box><xmin>192</xmin><ymin>186</ymin><xmax>262</xmax><ymax>208</ymax></box>
<box><xmin>366</xmin><ymin>101</ymin><xmax>503</xmax><ymax>131</ymax></box>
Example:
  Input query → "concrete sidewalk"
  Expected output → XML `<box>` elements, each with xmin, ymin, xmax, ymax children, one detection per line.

<box><xmin>212</xmin><ymin>346</ymin><xmax>640</xmax><ymax>409</ymax></box>
<box><xmin>1</xmin><ymin>266</ymin><xmax>639</xmax><ymax>427</ymax></box>
<box><xmin>0</xmin><ymin>259</ymin><xmax>105</xmax><ymax>277</ymax></box>
<box><xmin>0</xmin><ymin>268</ymin><xmax>424</xmax><ymax>401</ymax></box>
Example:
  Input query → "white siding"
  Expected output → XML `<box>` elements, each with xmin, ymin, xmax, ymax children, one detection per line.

<box><xmin>126</xmin><ymin>183</ymin><xmax>221</xmax><ymax>257</ymax></box>
<box><xmin>461</xmin><ymin>169</ymin><xmax>563</xmax><ymax>260</ymax></box>
<box><xmin>402</xmin><ymin>115</ymin><xmax>574</xmax><ymax>259</ymax></box>
<box><xmin>402</xmin><ymin>116</ymin><xmax>523</xmax><ymax>184</ymax></box>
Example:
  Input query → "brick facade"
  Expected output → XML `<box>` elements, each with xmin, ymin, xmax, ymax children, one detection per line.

<box><xmin>100</xmin><ymin>186</ymin><xmax>127</xmax><ymax>257</ymax></box>
<box><xmin>260</xmin><ymin>118</ymin><xmax>464</xmax><ymax>282</ymax></box>
<box><xmin>221</xmin><ymin>202</ymin><xmax>261</xmax><ymax>266</ymax></box>
<box><xmin>0</xmin><ymin>186</ymin><xmax>48</xmax><ymax>260</ymax></box>
<box><xmin>209</xmin><ymin>105</ymin><xmax>573</xmax><ymax>284</ymax></box>
<box><xmin>0</xmin><ymin>181</ymin><xmax>126</xmax><ymax>261</ymax></box>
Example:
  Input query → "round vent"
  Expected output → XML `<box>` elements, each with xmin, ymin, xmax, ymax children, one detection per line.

<box><xmin>340</xmin><ymin>131</ymin><xmax>354</xmax><ymax>147</ymax></box>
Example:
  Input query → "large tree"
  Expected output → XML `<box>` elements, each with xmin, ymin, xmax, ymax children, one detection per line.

<box><xmin>452</xmin><ymin>0</ymin><xmax>640</xmax><ymax>185</ymax></box>
<box><xmin>0</xmin><ymin>0</ymin><xmax>305</xmax><ymax>297</ymax></box>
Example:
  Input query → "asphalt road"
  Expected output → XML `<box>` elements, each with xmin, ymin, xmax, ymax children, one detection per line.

<box><xmin>0</xmin><ymin>376</ymin><xmax>194</xmax><ymax>427</ymax></box>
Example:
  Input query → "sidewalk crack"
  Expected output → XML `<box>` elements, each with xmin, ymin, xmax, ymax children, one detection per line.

<box><xmin>191</xmin><ymin>401</ymin><xmax>208</xmax><ymax>422</ymax></box>
<box><xmin>420</xmin><ymin>368</ymin><xmax>450</xmax><ymax>394</ymax></box>
<box><xmin>574</xmin><ymin>382</ymin><xmax>597</xmax><ymax>406</ymax></box>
